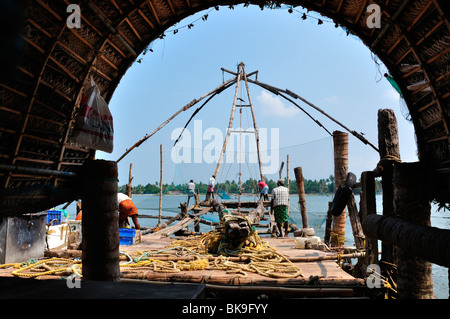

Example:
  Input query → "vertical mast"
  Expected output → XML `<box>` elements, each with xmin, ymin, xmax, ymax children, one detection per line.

<box><xmin>214</xmin><ymin>67</ymin><xmax>241</xmax><ymax>178</ymax></box>
<box><xmin>214</xmin><ymin>62</ymin><xmax>265</xmax><ymax>186</ymax></box>
<box><xmin>242</xmin><ymin>63</ymin><xmax>264</xmax><ymax>182</ymax></box>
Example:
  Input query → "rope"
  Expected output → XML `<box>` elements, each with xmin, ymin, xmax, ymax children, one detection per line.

<box><xmin>120</xmin><ymin>228</ymin><xmax>303</xmax><ymax>279</ymax></box>
<box><xmin>330</xmin><ymin>230</ymin><xmax>346</xmax><ymax>247</ymax></box>
<box><xmin>3</xmin><ymin>225</ymin><xmax>302</xmax><ymax>280</ymax></box>
<box><xmin>7</xmin><ymin>258</ymin><xmax>82</xmax><ymax>279</ymax></box>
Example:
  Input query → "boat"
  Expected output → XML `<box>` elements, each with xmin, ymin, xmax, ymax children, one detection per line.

<box><xmin>1</xmin><ymin>63</ymin><xmax>380</xmax><ymax>299</ymax></box>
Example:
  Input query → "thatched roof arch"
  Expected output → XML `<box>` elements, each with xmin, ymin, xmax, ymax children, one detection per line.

<box><xmin>0</xmin><ymin>0</ymin><xmax>449</xmax><ymax>215</ymax></box>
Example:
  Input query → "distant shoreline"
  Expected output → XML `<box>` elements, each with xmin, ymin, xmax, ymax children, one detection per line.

<box><xmin>131</xmin><ymin>191</ymin><xmax>382</xmax><ymax>197</ymax></box>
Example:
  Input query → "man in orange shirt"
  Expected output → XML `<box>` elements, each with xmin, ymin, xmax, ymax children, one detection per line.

<box><xmin>118</xmin><ymin>193</ymin><xmax>140</xmax><ymax>230</ymax></box>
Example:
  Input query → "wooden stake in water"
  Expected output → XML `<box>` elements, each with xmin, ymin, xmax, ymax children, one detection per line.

<box><xmin>158</xmin><ymin>144</ymin><xmax>163</xmax><ymax>226</ymax></box>
<box><xmin>294</xmin><ymin>166</ymin><xmax>308</xmax><ymax>229</ymax></box>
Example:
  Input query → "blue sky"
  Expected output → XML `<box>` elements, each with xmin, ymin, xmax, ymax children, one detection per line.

<box><xmin>97</xmin><ymin>4</ymin><xmax>418</xmax><ymax>187</ymax></box>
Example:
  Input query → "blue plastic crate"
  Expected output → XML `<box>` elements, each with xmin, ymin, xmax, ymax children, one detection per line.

<box><xmin>119</xmin><ymin>228</ymin><xmax>135</xmax><ymax>238</ymax></box>
<box><xmin>119</xmin><ymin>237</ymin><xmax>134</xmax><ymax>246</ymax></box>
<box><xmin>46</xmin><ymin>210</ymin><xmax>62</xmax><ymax>225</ymax></box>
<box><xmin>119</xmin><ymin>228</ymin><xmax>135</xmax><ymax>246</ymax></box>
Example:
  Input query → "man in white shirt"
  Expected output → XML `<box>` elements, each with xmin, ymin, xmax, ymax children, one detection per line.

<box><xmin>206</xmin><ymin>175</ymin><xmax>215</xmax><ymax>201</ymax></box>
<box><xmin>271</xmin><ymin>179</ymin><xmax>290</xmax><ymax>237</ymax></box>
<box><xmin>187</xmin><ymin>180</ymin><xmax>196</xmax><ymax>205</ymax></box>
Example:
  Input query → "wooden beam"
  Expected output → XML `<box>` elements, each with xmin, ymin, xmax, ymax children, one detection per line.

<box><xmin>110</xmin><ymin>0</ymin><xmax>123</xmax><ymax>15</ymax></box>
<box><xmin>405</xmin><ymin>1</ymin><xmax>433</xmax><ymax>33</ymax></box>
<box><xmin>34</xmin><ymin>99</ymin><xmax>67</xmax><ymax>119</ymax></box>
<box><xmin>56</xmin><ymin>0</ymin><xmax>149</xmax><ymax>175</ymax></box>
<box><xmin>415</xmin><ymin>20</ymin><xmax>444</xmax><ymax>46</ymax></box>
<box><xmin>125</xmin><ymin>17</ymin><xmax>143</xmax><ymax>41</ymax></box>
<box><xmin>49</xmin><ymin>56</ymin><xmax>80</xmax><ymax>83</ymax></box>
<box><xmin>400</xmin><ymin>32</ymin><xmax>450</xmax><ymax>142</ymax></box>
<box><xmin>146</xmin><ymin>0</ymin><xmax>161</xmax><ymax>25</ymax></box>
<box><xmin>336</xmin><ymin>0</ymin><xmax>345</xmax><ymax>14</ymax></box>
<box><xmin>57</xmin><ymin>42</ymin><xmax>87</xmax><ymax>65</ymax></box>
<box><xmin>426</xmin><ymin>45</ymin><xmax>450</xmax><ymax>65</ymax></box>
<box><xmin>354</xmin><ymin>0</ymin><xmax>368</xmax><ymax>25</ymax></box>
<box><xmin>22</xmin><ymin>36</ymin><xmax>45</xmax><ymax>54</ymax></box>
<box><xmin>137</xmin><ymin>8</ymin><xmax>155</xmax><ymax>29</ymax></box>
<box><xmin>0</xmin><ymin>83</ymin><xmax>27</xmax><ymax>98</ymax></box>
<box><xmin>36</xmin><ymin>0</ymin><xmax>63</xmax><ymax>21</ymax></box>
<box><xmin>2</xmin><ymin>21</ymin><xmax>68</xmax><ymax>190</ymax></box>
<box><xmin>432</xmin><ymin>0</ymin><xmax>450</xmax><ymax>32</ymax></box>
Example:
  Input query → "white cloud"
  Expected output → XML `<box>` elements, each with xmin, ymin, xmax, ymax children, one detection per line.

<box><xmin>256</xmin><ymin>91</ymin><xmax>299</xmax><ymax>117</ymax></box>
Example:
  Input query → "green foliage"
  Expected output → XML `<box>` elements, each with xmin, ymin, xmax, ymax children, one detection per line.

<box><xmin>118</xmin><ymin>174</ymin><xmax>382</xmax><ymax>195</ymax></box>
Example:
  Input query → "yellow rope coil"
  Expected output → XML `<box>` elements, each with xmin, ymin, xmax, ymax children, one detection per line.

<box><xmin>4</xmin><ymin>229</ymin><xmax>302</xmax><ymax>280</ymax></box>
<box><xmin>10</xmin><ymin>258</ymin><xmax>82</xmax><ymax>279</ymax></box>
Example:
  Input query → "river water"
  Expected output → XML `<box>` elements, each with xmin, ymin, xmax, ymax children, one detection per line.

<box><xmin>59</xmin><ymin>193</ymin><xmax>449</xmax><ymax>299</ymax></box>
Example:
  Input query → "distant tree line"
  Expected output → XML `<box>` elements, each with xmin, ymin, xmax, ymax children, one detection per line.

<box><xmin>119</xmin><ymin>176</ymin><xmax>382</xmax><ymax>195</ymax></box>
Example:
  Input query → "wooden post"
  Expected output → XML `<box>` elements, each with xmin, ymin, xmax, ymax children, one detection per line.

<box><xmin>393</xmin><ymin>162</ymin><xmax>433</xmax><ymax>299</ymax></box>
<box><xmin>331</xmin><ymin>131</ymin><xmax>348</xmax><ymax>249</ymax></box>
<box><xmin>324</xmin><ymin>201</ymin><xmax>332</xmax><ymax>245</ymax></box>
<box><xmin>294</xmin><ymin>167</ymin><xmax>309</xmax><ymax>229</ymax></box>
<box><xmin>346</xmin><ymin>193</ymin><xmax>365</xmax><ymax>249</ymax></box>
<box><xmin>286</xmin><ymin>155</ymin><xmax>290</xmax><ymax>192</ymax></box>
<box><xmin>81</xmin><ymin>160</ymin><xmax>120</xmax><ymax>281</ymax></box>
<box><xmin>359</xmin><ymin>171</ymin><xmax>378</xmax><ymax>273</ymax></box>
<box><xmin>126</xmin><ymin>163</ymin><xmax>133</xmax><ymax>198</ymax></box>
<box><xmin>158</xmin><ymin>144</ymin><xmax>163</xmax><ymax>227</ymax></box>
<box><xmin>377</xmin><ymin>109</ymin><xmax>401</xmax><ymax>264</ymax></box>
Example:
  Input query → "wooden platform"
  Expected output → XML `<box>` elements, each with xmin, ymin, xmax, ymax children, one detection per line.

<box><xmin>0</xmin><ymin>233</ymin><xmax>366</xmax><ymax>299</ymax></box>
<box><xmin>120</xmin><ymin>234</ymin><xmax>364</xmax><ymax>288</ymax></box>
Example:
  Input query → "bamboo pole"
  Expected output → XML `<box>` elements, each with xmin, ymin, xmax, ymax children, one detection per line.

<box><xmin>214</xmin><ymin>70</ymin><xmax>241</xmax><ymax>178</ymax></box>
<box><xmin>286</xmin><ymin>155</ymin><xmax>289</xmax><ymax>191</ymax></box>
<box><xmin>126</xmin><ymin>163</ymin><xmax>133</xmax><ymax>198</ymax></box>
<box><xmin>158</xmin><ymin>144</ymin><xmax>163</xmax><ymax>227</ymax></box>
<box><xmin>331</xmin><ymin>131</ymin><xmax>348</xmax><ymax>249</ymax></box>
<box><xmin>48</xmin><ymin>248</ymin><xmax>365</xmax><ymax>264</ymax></box>
<box><xmin>242</xmin><ymin>63</ymin><xmax>264</xmax><ymax>181</ymax></box>
<box><xmin>246</xmin><ymin>78</ymin><xmax>378</xmax><ymax>152</ymax></box>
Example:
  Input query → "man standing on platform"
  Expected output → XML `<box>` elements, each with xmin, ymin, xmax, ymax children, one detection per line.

<box><xmin>258</xmin><ymin>179</ymin><xmax>269</xmax><ymax>201</ymax></box>
<box><xmin>270</xmin><ymin>179</ymin><xmax>290</xmax><ymax>237</ymax></box>
<box><xmin>187</xmin><ymin>179</ymin><xmax>196</xmax><ymax>205</ymax></box>
<box><xmin>206</xmin><ymin>175</ymin><xmax>215</xmax><ymax>201</ymax></box>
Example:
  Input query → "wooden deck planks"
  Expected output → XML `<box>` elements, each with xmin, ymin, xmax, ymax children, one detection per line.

<box><xmin>120</xmin><ymin>235</ymin><xmax>363</xmax><ymax>287</ymax></box>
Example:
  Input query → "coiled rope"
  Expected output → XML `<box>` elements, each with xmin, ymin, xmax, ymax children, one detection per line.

<box><xmin>0</xmin><ymin>258</ymin><xmax>82</xmax><ymax>279</ymax></box>
<box><xmin>1</xmin><ymin>229</ymin><xmax>302</xmax><ymax>280</ymax></box>
<box><xmin>121</xmin><ymin>230</ymin><xmax>303</xmax><ymax>279</ymax></box>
